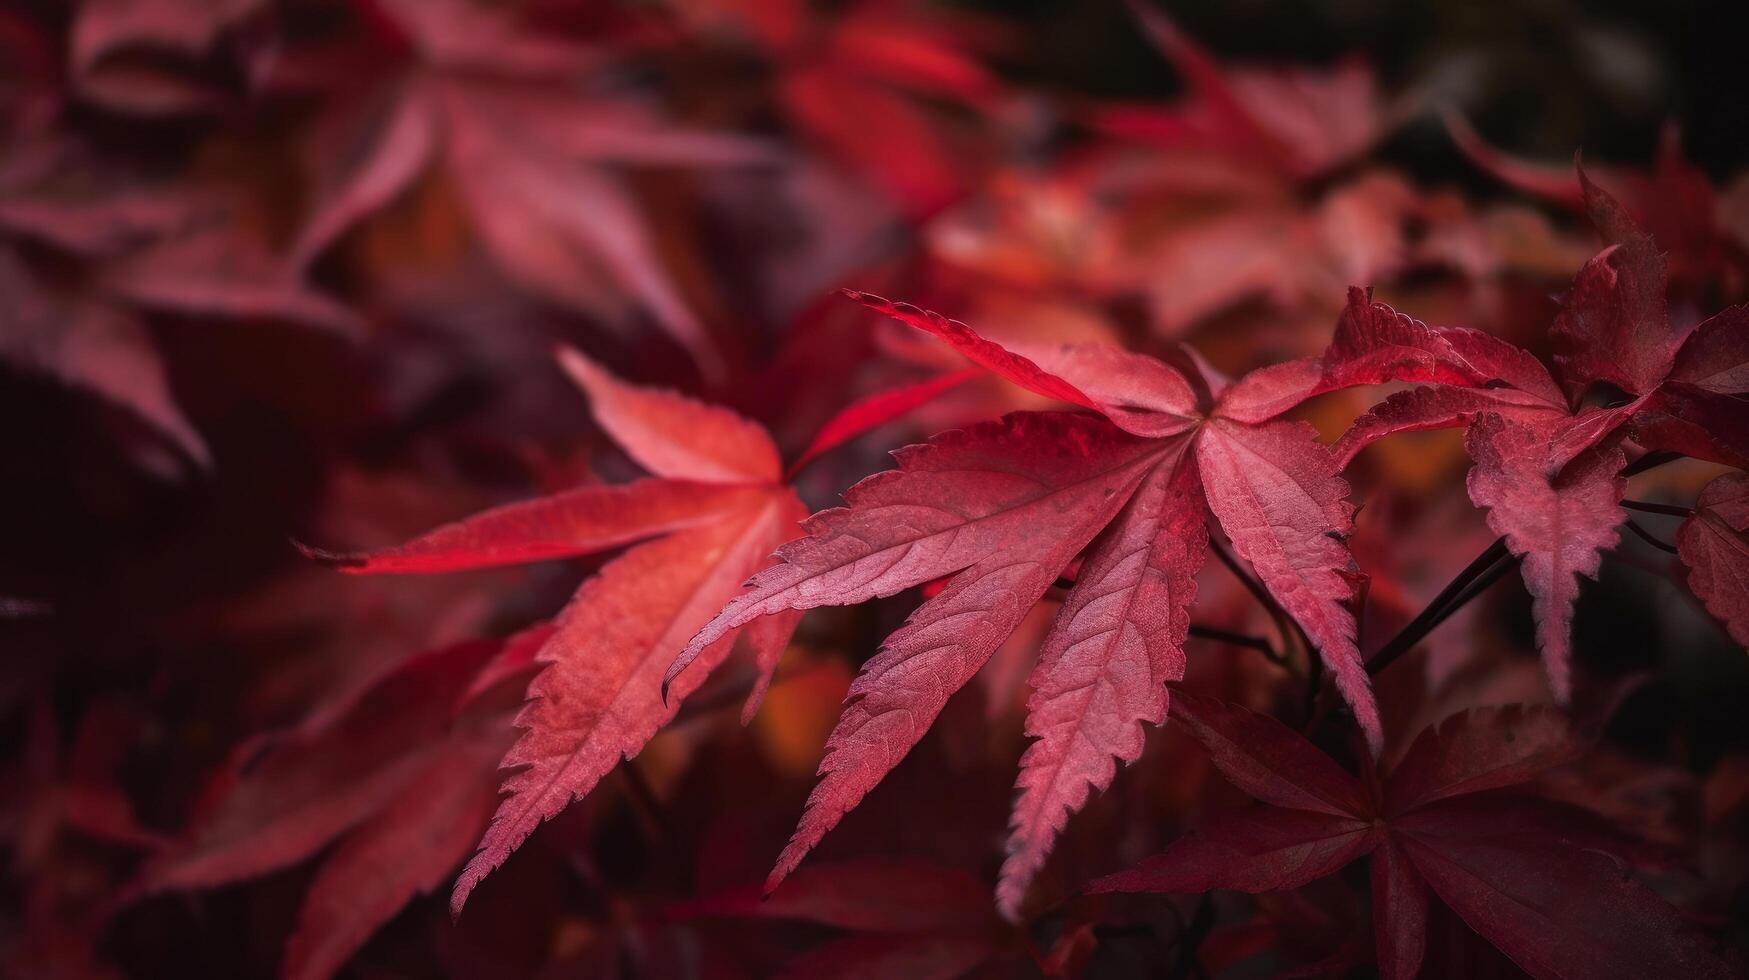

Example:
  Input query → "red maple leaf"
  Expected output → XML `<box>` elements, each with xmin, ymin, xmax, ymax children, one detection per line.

<box><xmin>1444</xmin><ymin>114</ymin><xmax>1739</xmax><ymax>290</ymax></box>
<box><xmin>1098</xmin><ymin>1</ymin><xmax>1387</xmax><ymax>181</ymax></box>
<box><xmin>1335</xmin><ymin>170</ymin><xmax>1749</xmax><ymax>693</ymax></box>
<box><xmin>1094</xmin><ymin>695</ymin><xmax>1736</xmax><ymax>980</ymax></box>
<box><xmin>0</xmin><ymin>125</ymin><xmax>358</xmax><ymax>471</ymax></box>
<box><xmin>685</xmin><ymin>0</ymin><xmax>1004</xmax><ymax>218</ymax></box>
<box><xmin>1074</xmin><ymin>5</ymin><xmax>1418</xmax><ymax>335</ymax></box>
<box><xmin>672</xmin><ymin>859</ymin><xmax>1019</xmax><ymax>977</ymax></box>
<box><xmin>1679</xmin><ymin>472</ymin><xmax>1749</xmax><ymax>649</ymax></box>
<box><xmin>128</xmin><ymin>628</ymin><xmax>545</xmax><ymax>980</ymax></box>
<box><xmin>301</xmin><ymin>345</ymin><xmax>964</xmax><ymax>913</ymax></box>
<box><xmin>69</xmin><ymin>0</ymin><xmax>275</xmax><ymax>116</ymax></box>
<box><xmin>279</xmin><ymin>0</ymin><xmax>779</xmax><ymax>380</ymax></box>
<box><xmin>667</xmin><ymin>287</ymin><xmax>1502</xmax><ymax>915</ymax></box>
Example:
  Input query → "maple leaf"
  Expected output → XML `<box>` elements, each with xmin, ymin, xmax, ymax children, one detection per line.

<box><xmin>1117</xmin><ymin>169</ymin><xmax>1419</xmax><ymax>336</ymax></box>
<box><xmin>129</xmin><ymin>628</ymin><xmax>546</xmax><ymax>980</ymax></box>
<box><xmin>685</xmin><ymin>0</ymin><xmax>1003</xmax><ymax>217</ymax></box>
<box><xmin>280</xmin><ymin>0</ymin><xmax>779</xmax><ymax>380</ymax></box>
<box><xmin>1095</xmin><ymin>694</ymin><xmax>1737</xmax><ymax>980</ymax></box>
<box><xmin>1100</xmin><ymin>1</ymin><xmax>1386</xmax><ymax>180</ymax></box>
<box><xmin>1335</xmin><ymin>171</ymin><xmax>1749</xmax><ymax>691</ymax></box>
<box><xmin>278</xmin><ymin>650</ymin><xmax>533</xmax><ymax>980</ymax></box>
<box><xmin>8</xmin><ymin>698</ymin><xmax>165</xmax><ymax>874</ymax></box>
<box><xmin>666</xmin><ymin>288</ymin><xmax>1494</xmax><ymax>916</ymax></box>
<box><xmin>1444</xmin><ymin>114</ymin><xmax>1736</xmax><ymax>289</ymax></box>
<box><xmin>1077</xmin><ymin>7</ymin><xmax>1418</xmax><ymax>333</ymax></box>
<box><xmin>132</xmin><ymin>634</ymin><xmax>511</xmax><ymax>896</ymax></box>
<box><xmin>69</xmin><ymin>0</ymin><xmax>273</xmax><ymax>116</ymax></box>
<box><xmin>673</xmin><ymin>859</ymin><xmax>1015</xmax><ymax>978</ymax></box>
<box><xmin>0</xmin><ymin>129</ymin><xmax>358</xmax><ymax>471</ymax></box>
<box><xmin>1679</xmin><ymin>472</ymin><xmax>1749</xmax><ymax>649</ymax></box>
<box><xmin>304</xmin><ymin>345</ymin><xmax>963</xmax><ymax>914</ymax></box>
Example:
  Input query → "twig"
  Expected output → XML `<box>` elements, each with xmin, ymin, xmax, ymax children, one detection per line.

<box><xmin>1621</xmin><ymin>499</ymin><xmax>1694</xmax><ymax>519</ymax></box>
<box><xmin>1187</xmin><ymin>625</ymin><xmax>1288</xmax><ymax>668</ymax></box>
<box><xmin>1623</xmin><ymin>518</ymin><xmax>1680</xmax><ymax>555</ymax></box>
<box><xmin>1366</xmin><ymin>537</ymin><xmax>1512</xmax><ymax>677</ymax></box>
<box><xmin>1621</xmin><ymin>450</ymin><xmax>1683</xmax><ymax>477</ymax></box>
<box><xmin>1210</xmin><ymin>538</ymin><xmax>1309</xmax><ymax>658</ymax></box>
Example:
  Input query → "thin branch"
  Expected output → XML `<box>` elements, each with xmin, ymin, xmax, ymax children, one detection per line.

<box><xmin>1624</xmin><ymin>518</ymin><xmax>1680</xmax><ymax>555</ymax></box>
<box><xmin>1187</xmin><ymin>624</ymin><xmax>1286</xmax><ymax>665</ymax></box>
<box><xmin>1621</xmin><ymin>499</ymin><xmax>1694</xmax><ymax>519</ymax></box>
<box><xmin>1366</xmin><ymin>537</ymin><xmax>1513</xmax><ymax>677</ymax></box>
<box><xmin>1621</xmin><ymin>450</ymin><xmax>1683</xmax><ymax>477</ymax></box>
<box><xmin>1210</xmin><ymin>538</ymin><xmax>1309</xmax><ymax>658</ymax></box>
<box><xmin>1435</xmin><ymin>551</ymin><xmax>1520</xmax><ymax>625</ymax></box>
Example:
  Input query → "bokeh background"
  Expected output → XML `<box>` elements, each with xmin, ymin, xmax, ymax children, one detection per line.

<box><xmin>3</xmin><ymin>0</ymin><xmax>1748</xmax><ymax>976</ymax></box>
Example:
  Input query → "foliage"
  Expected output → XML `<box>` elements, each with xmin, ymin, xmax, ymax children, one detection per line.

<box><xmin>4</xmin><ymin>1</ymin><xmax>1748</xmax><ymax>978</ymax></box>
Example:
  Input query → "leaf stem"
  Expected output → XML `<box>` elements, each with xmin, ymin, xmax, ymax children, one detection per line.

<box><xmin>1187</xmin><ymin>625</ymin><xmax>1285</xmax><ymax>664</ymax></box>
<box><xmin>1623</xmin><ymin>518</ymin><xmax>1680</xmax><ymax>555</ymax></box>
<box><xmin>1621</xmin><ymin>499</ymin><xmax>1694</xmax><ymax>519</ymax></box>
<box><xmin>1366</xmin><ymin>537</ymin><xmax>1514</xmax><ymax>677</ymax></box>
<box><xmin>1621</xmin><ymin>450</ymin><xmax>1683</xmax><ymax>477</ymax></box>
<box><xmin>1210</xmin><ymin>538</ymin><xmax>1310</xmax><ymax>659</ymax></box>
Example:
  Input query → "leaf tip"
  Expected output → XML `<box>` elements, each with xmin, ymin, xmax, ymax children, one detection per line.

<box><xmin>291</xmin><ymin>539</ymin><xmax>365</xmax><ymax>571</ymax></box>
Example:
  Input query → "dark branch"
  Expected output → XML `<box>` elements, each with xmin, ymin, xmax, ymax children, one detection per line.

<box><xmin>1624</xmin><ymin>518</ymin><xmax>1680</xmax><ymax>555</ymax></box>
<box><xmin>1366</xmin><ymin>537</ymin><xmax>1514</xmax><ymax>677</ymax></box>
<box><xmin>1621</xmin><ymin>450</ymin><xmax>1683</xmax><ymax>477</ymax></box>
<box><xmin>1621</xmin><ymin>499</ymin><xmax>1694</xmax><ymax>519</ymax></box>
<box><xmin>1188</xmin><ymin>625</ymin><xmax>1288</xmax><ymax>667</ymax></box>
<box><xmin>1210</xmin><ymin>538</ymin><xmax>1310</xmax><ymax>658</ymax></box>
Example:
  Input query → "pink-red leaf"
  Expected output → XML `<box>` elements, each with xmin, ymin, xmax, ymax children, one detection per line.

<box><xmin>774</xmin><ymin>934</ymin><xmax>1000</xmax><ymax>980</ymax></box>
<box><xmin>1370</xmin><ymin>835</ymin><xmax>1430</xmax><ymax>980</ymax></box>
<box><xmin>1091</xmin><ymin>806</ymin><xmax>1375</xmax><ymax>895</ymax></box>
<box><xmin>672</xmin><ymin>413</ymin><xmax>1166</xmax><ymax>680</ymax></box>
<box><xmin>290</xmin><ymin>79</ymin><xmax>438</xmax><ymax>270</ymax></box>
<box><xmin>1167</xmin><ymin>693</ymin><xmax>1371</xmax><ymax>817</ymax></box>
<box><xmin>678</xmin><ymin>859</ymin><xmax>994</xmax><ymax>934</ymax></box>
<box><xmin>304</xmin><ymin>479</ymin><xmax>762</xmax><ymax>574</ymax></box>
<box><xmin>998</xmin><ymin>443</ymin><xmax>1205</xmax><ymax>918</ymax></box>
<box><xmin>452</xmin><ymin>493</ymin><xmax>794</xmax><ymax>913</ymax></box>
<box><xmin>1549</xmin><ymin>174</ymin><xmax>1678</xmax><ymax>400</ymax></box>
<box><xmin>843</xmin><ymin>290</ymin><xmax>1105</xmax><ymax>414</ymax></box>
<box><xmin>557</xmin><ymin>346</ymin><xmax>782</xmax><ymax>485</ymax></box>
<box><xmin>1669</xmin><ymin>304</ymin><xmax>1749</xmax><ymax>393</ymax></box>
<box><xmin>1195</xmin><ymin>418</ymin><xmax>1380</xmax><ymax>749</ymax></box>
<box><xmin>763</xmin><ymin>418</ymin><xmax>1163</xmax><ymax>890</ymax></box>
<box><xmin>786</xmin><ymin>368</ymin><xmax>983</xmax><ymax>477</ymax></box>
<box><xmin>282</xmin><ymin>722</ymin><xmax>510</xmax><ymax>980</ymax></box>
<box><xmin>1334</xmin><ymin>385</ymin><xmax>1562</xmax><ymax>468</ymax></box>
<box><xmin>1395</xmin><ymin>805</ymin><xmax>1737</xmax><ymax>980</ymax></box>
<box><xmin>1678</xmin><ymin>472</ymin><xmax>1749</xmax><ymax>648</ymax></box>
<box><xmin>135</xmin><ymin>638</ymin><xmax>501</xmax><ymax>894</ymax></box>
<box><xmin>1464</xmin><ymin>414</ymin><xmax>1626</xmax><ymax>701</ymax></box>
<box><xmin>1384</xmin><ymin>705</ymin><xmax>1579</xmax><ymax>815</ymax></box>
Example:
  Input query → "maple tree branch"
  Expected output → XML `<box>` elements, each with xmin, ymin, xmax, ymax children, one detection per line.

<box><xmin>1366</xmin><ymin>537</ymin><xmax>1514</xmax><ymax>677</ymax></box>
<box><xmin>1210</xmin><ymin>538</ymin><xmax>1309</xmax><ymax>660</ymax></box>
<box><xmin>1623</xmin><ymin>518</ymin><xmax>1680</xmax><ymax>555</ymax></box>
<box><xmin>1621</xmin><ymin>450</ymin><xmax>1683</xmax><ymax>477</ymax></box>
<box><xmin>1187</xmin><ymin>625</ymin><xmax>1288</xmax><ymax>667</ymax></box>
<box><xmin>1621</xmin><ymin>499</ymin><xmax>1693</xmax><ymax>519</ymax></box>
